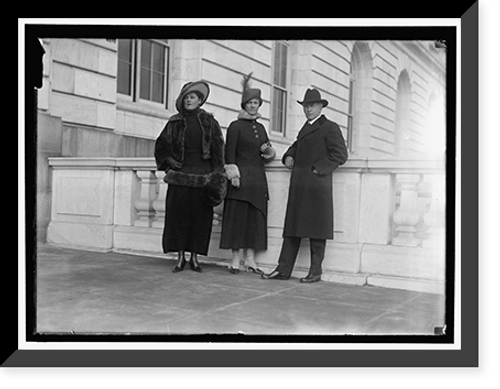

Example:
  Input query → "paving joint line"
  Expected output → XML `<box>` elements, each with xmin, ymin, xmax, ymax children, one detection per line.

<box><xmin>347</xmin><ymin>293</ymin><xmax>424</xmax><ymax>333</ymax></box>
<box><xmin>163</xmin><ymin>285</ymin><xmax>302</xmax><ymax>331</ymax></box>
<box><xmin>211</xmin><ymin>284</ymin><xmax>302</xmax><ymax>314</ymax></box>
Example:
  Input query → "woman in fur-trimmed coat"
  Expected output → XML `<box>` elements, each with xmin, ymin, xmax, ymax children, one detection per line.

<box><xmin>220</xmin><ymin>73</ymin><xmax>275</xmax><ymax>275</ymax></box>
<box><xmin>155</xmin><ymin>81</ymin><xmax>225</xmax><ymax>273</ymax></box>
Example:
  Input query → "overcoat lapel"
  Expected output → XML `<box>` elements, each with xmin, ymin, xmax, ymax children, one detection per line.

<box><xmin>297</xmin><ymin>115</ymin><xmax>325</xmax><ymax>140</ymax></box>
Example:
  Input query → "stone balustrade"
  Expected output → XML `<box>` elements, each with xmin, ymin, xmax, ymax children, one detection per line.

<box><xmin>47</xmin><ymin>157</ymin><xmax>446</xmax><ymax>294</ymax></box>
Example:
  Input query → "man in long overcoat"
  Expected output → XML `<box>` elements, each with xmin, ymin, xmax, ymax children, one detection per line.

<box><xmin>262</xmin><ymin>88</ymin><xmax>348</xmax><ymax>283</ymax></box>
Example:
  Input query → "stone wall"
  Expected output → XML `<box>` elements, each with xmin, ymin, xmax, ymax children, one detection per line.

<box><xmin>46</xmin><ymin>157</ymin><xmax>446</xmax><ymax>294</ymax></box>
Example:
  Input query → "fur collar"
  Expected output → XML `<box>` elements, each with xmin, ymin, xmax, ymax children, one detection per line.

<box><xmin>237</xmin><ymin>109</ymin><xmax>262</xmax><ymax>121</ymax></box>
<box><xmin>155</xmin><ymin>109</ymin><xmax>225</xmax><ymax>172</ymax></box>
<box><xmin>169</xmin><ymin>108</ymin><xmax>212</xmax><ymax>122</ymax></box>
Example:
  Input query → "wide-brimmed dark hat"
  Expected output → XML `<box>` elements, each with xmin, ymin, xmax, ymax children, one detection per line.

<box><xmin>175</xmin><ymin>80</ymin><xmax>210</xmax><ymax>112</ymax></box>
<box><xmin>297</xmin><ymin>88</ymin><xmax>329</xmax><ymax>107</ymax></box>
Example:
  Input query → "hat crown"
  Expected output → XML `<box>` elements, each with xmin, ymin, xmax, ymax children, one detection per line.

<box><xmin>240</xmin><ymin>72</ymin><xmax>263</xmax><ymax>108</ymax></box>
<box><xmin>175</xmin><ymin>80</ymin><xmax>210</xmax><ymax>112</ymax></box>
<box><xmin>297</xmin><ymin>88</ymin><xmax>329</xmax><ymax>107</ymax></box>
<box><xmin>303</xmin><ymin>88</ymin><xmax>322</xmax><ymax>101</ymax></box>
<box><xmin>242</xmin><ymin>88</ymin><xmax>262</xmax><ymax>104</ymax></box>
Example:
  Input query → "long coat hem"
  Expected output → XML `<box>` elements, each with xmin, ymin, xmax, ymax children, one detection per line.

<box><xmin>281</xmin><ymin>115</ymin><xmax>348</xmax><ymax>239</ymax></box>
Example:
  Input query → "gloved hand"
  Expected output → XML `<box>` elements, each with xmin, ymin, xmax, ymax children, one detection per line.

<box><xmin>231</xmin><ymin>177</ymin><xmax>240</xmax><ymax>188</ymax></box>
<box><xmin>260</xmin><ymin>142</ymin><xmax>276</xmax><ymax>160</ymax></box>
<box><xmin>284</xmin><ymin>156</ymin><xmax>294</xmax><ymax>169</ymax></box>
<box><xmin>224</xmin><ymin>164</ymin><xmax>241</xmax><ymax>188</ymax></box>
<box><xmin>168</xmin><ymin>157</ymin><xmax>182</xmax><ymax>170</ymax></box>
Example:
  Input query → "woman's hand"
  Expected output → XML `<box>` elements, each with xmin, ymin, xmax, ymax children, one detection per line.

<box><xmin>231</xmin><ymin>177</ymin><xmax>240</xmax><ymax>188</ymax></box>
<box><xmin>284</xmin><ymin>156</ymin><xmax>294</xmax><ymax>169</ymax></box>
<box><xmin>260</xmin><ymin>142</ymin><xmax>275</xmax><ymax>160</ymax></box>
<box><xmin>168</xmin><ymin>157</ymin><xmax>182</xmax><ymax>170</ymax></box>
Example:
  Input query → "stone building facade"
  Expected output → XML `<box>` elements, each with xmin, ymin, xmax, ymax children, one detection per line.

<box><xmin>37</xmin><ymin>38</ymin><xmax>446</xmax><ymax>157</ymax></box>
<box><xmin>37</xmin><ymin>38</ymin><xmax>447</xmax><ymax>293</ymax></box>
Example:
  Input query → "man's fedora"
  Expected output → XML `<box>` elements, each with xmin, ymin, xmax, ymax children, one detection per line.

<box><xmin>297</xmin><ymin>88</ymin><xmax>329</xmax><ymax>108</ymax></box>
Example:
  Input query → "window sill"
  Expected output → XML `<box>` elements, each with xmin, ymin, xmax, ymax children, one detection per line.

<box><xmin>269</xmin><ymin>132</ymin><xmax>293</xmax><ymax>146</ymax></box>
<box><xmin>116</xmin><ymin>94</ymin><xmax>174</xmax><ymax>120</ymax></box>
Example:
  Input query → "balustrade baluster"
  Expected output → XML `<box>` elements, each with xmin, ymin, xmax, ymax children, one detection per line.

<box><xmin>212</xmin><ymin>202</ymin><xmax>224</xmax><ymax>226</ymax></box>
<box><xmin>133</xmin><ymin>170</ymin><xmax>158</xmax><ymax>227</ymax></box>
<box><xmin>152</xmin><ymin>171</ymin><xmax>167</xmax><ymax>229</ymax></box>
<box><xmin>392</xmin><ymin>173</ymin><xmax>422</xmax><ymax>247</ymax></box>
<box><xmin>422</xmin><ymin>174</ymin><xmax>446</xmax><ymax>248</ymax></box>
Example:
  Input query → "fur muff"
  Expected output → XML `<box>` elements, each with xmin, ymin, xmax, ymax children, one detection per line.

<box><xmin>164</xmin><ymin>170</ymin><xmax>207</xmax><ymax>188</ymax></box>
<box><xmin>224</xmin><ymin>164</ymin><xmax>240</xmax><ymax>180</ymax></box>
<box><xmin>164</xmin><ymin>170</ymin><xmax>227</xmax><ymax>207</ymax></box>
<box><xmin>201</xmin><ymin>170</ymin><xmax>228</xmax><ymax>207</ymax></box>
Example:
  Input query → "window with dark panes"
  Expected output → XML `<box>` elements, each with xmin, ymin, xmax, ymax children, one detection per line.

<box><xmin>117</xmin><ymin>39</ymin><xmax>169</xmax><ymax>108</ymax></box>
<box><xmin>271</xmin><ymin>41</ymin><xmax>289</xmax><ymax>135</ymax></box>
<box><xmin>117</xmin><ymin>39</ymin><xmax>133</xmax><ymax>96</ymax></box>
<box><xmin>347</xmin><ymin>60</ymin><xmax>355</xmax><ymax>152</ymax></box>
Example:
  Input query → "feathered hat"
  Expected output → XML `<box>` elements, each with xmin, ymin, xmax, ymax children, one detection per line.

<box><xmin>240</xmin><ymin>72</ymin><xmax>262</xmax><ymax>109</ymax></box>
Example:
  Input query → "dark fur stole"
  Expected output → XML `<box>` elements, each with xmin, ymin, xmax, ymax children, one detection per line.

<box><xmin>155</xmin><ymin>109</ymin><xmax>225</xmax><ymax>172</ymax></box>
<box><xmin>164</xmin><ymin>169</ymin><xmax>227</xmax><ymax>207</ymax></box>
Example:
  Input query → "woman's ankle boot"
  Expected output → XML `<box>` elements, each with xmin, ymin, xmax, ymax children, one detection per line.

<box><xmin>172</xmin><ymin>251</ymin><xmax>186</xmax><ymax>273</ymax></box>
<box><xmin>189</xmin><ymin>252</ymin><xmax>202</xmax><ymax>273</ymax></box>
<box><xmin>229</xmin><ymin>249</ymin><xmax>241</xmax><ymax>274</ymax></box>
<box><xmin>244</xmin><ymin>248</ymin><xmax>264</xmax><ymax>275</ymax></box>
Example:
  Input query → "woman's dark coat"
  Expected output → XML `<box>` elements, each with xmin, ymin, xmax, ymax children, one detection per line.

<box><xmin>154</xmin><ymin>109</ymin><xmax>224</xmax><ymax>174</ymax></box>
<box><xmin>224</xmin><ymin>117</ymin><xmax>271</xmax><ymax>216</ymax></box>
<box><xmin>282</xmin><ymin>115</ymin><xmax>348</xmax><ymax>239</ymax></box>
<box><xmin>154</xmin><ymin>108</ymin><xmax>225</xmax><ymax>255</ymax></box>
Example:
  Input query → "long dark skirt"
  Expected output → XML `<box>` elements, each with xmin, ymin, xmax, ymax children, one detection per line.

<box><xmin>220</xmin><ymin>199</ymin><xmax>267</xmax><ymax>250</ymax></box>
<box><xmin>162</xmin><ymin>185</ymin><xmax>213</xmax><ymax>255</ymax></box>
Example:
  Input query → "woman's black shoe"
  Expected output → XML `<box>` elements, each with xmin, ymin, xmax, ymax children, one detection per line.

<box><xmin>172</xmin><ymin>251</ymin><xmax>187</xmax><ymax>273</ymax></box>
<box><xmin>229</xmin><ymin>267</ymin><xmax>240</xmax><ymax>275</ymax></box>
<box><xmin>245</xmin><ymin>266</ymin><xmax>265</xmax><ymax>276</ymax></box>
<box><xmin>189</xmin><ymin>253</ymin><xmax>203</xmax><ymax>273</ymax></box>
<box><xmin>261</xmin><ymin>270</ymin><xmax>290</xmax><ymax>280</ymax></box>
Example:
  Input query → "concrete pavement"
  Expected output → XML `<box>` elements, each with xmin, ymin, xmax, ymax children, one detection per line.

<box><xmin>35</xmin><ymin>244</ymin><xmax>445</xmax><ymax>336</ymax></box>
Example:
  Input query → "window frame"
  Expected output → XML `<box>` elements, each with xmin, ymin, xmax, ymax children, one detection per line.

<box><xmin>117</xmin><ymin>38</ymin><xmax>171</xmax><ymax>113</ymax></box>
<box><xmin>347</xmin><ymin>61</ymin><xmax>355</xmax><ymax>153</ymax></box>
<box><xmin>270</xmin><ymin>40</ymin><xmax>290</xmax><ymax>136</ymax></box>
<box><xmin>117</xmin><ymin>38</ymin><xmax>136</xmax><ymax>104</ymax></box>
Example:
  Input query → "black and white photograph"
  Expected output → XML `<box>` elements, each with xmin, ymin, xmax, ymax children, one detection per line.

<box><xmin>15</xmin><ymin>14</ymin><xmax>481</xmax><ymax>371</ymax></box>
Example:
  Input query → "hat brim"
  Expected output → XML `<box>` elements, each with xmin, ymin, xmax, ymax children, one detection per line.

<box><xmin>176</xmin><ymin>81</ymin><xmax>210</xmax><ymax>112</ymax></box>
<box><xmin>297</xmin><ymin>99</ymin><xmax>329</xmax><ymax>108</ymax></box>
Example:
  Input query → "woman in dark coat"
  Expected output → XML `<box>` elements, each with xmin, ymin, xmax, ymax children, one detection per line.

<box><xmin>220</xmin><ymin>73</ymin><xmax>276</xmax><ymax>274</ymax></box>
<box><xmin>155</xmin><ymin>81</ymin><xmax>225</xmax><ymax>273</ymax></box>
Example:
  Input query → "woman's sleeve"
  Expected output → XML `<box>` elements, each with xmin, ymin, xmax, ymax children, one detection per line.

<box><xmin>154</xmin><ymin>122</ymin><xmax>172</xmax><ymax>171</ymax></box>
<box><xmin>260</xmin><ymin>125</ymin><xmax>276</xmax><ymax>162</ymax></box>
<box><xmin>225</xmin><ymin>122</ymin><xmax>239</xmax><ymax>165</ymax></box>
<box><xmin>211</xmin><ymin>117</ymin><xmax>225</xmax><ymax>171</ymax></box>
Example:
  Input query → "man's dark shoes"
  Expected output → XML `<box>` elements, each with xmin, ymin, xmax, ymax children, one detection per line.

<box><xmin>261</xmin><ymin>269</ymin><xmax>290</xmax><ymax>280</ymax></box>
<box><xmin>300</xmin><ymin>274</ymin><xmax>321</xmax><ymax>283</ymax></box>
